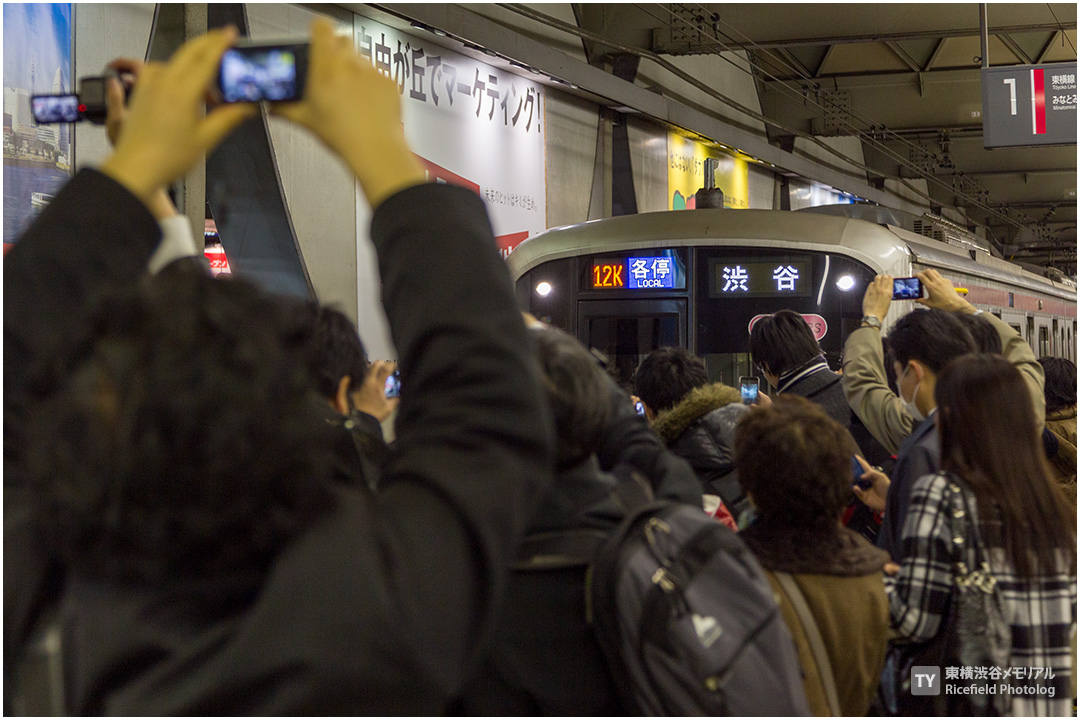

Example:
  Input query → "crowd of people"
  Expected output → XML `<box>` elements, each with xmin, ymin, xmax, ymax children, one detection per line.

<box><xmin>4</xmin><ymin>19</ymin><xmax>1076</xmax><ymax>717</ymax></box>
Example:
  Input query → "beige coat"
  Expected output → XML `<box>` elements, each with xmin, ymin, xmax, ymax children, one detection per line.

<box><xmin>842</xmin><ymin>313</ymin><xmax>1045</xmax><ymax>454</ymax></box>
<box><xmin>766</xmin><ymin>571</ymin><xmax>890</xmax><ymax>717</ymax></box>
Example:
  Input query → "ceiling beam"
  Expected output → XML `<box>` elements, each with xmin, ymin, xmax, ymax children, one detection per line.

<box><xmin>934</xmin><ymin>167</ymin><xmax>1077</xmax><ymax>177</ymax></box>
<box><xmin>813</xmin><ymin>43</ymin><xmax>835</xmax><ymax>77</ymax></box>
<box><xmin>708</xmin><ymin>22</ymin><xmax>1076</xmax><ymax>50</ymax></box>
<box><xmin>884</xmin><ymin>39</ymin><xmax>922</xmax><ymax>72</ymax></box>
<box><xmin>923</xmin><ymin>37</ymin><xmax>946</xmax><ymax>71</ymax></box>
<box><xmin>997</xmin><ymin>34</ymin><xmax>1033</xmax><ymax>65</ymax></box>
<box><xmin>774</xmin><ymin>47</ymin><xmax>813</xmax><ymax>79</ymax></box>
<box><xmin>1037</xmin><ymin>31</ymin><xmax>1063</xmax><ymax>63</ymax></box>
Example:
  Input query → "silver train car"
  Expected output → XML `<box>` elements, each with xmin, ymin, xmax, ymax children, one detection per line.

<box><xmin>507</xmin><ymin>206</ymin><xmax>1077</xmax><ymax>388</ymax></box>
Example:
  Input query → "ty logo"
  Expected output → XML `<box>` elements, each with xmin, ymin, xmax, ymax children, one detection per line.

<box><xmin>911</xmin><ymin>666</ymin><xmax>941</xmax><ymax>696</ymax></box>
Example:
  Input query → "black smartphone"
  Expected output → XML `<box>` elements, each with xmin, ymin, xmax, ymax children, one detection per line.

<box><xmin>739</xmin><ymin>376</ymin><xmax>759</xmax><ymax>405</ymax></box>
<box><xmin>892</xmin><ymin>277</ymin><xmax>925</xmax><ymax>301</ymax></box>
<box><xmin>218</xmin><ymin>42</ymin><xmax>308</xmax><ymax>103</ymax></box>
<box><xmin>852</xmin><ymin>456</ymin><xmax>872</xmax><ymax>489</ymax></box>
<box><xmin>384</xmin><ymin>370</ymin><xmax>401</xmax><ymax>398</ymax></box>
<box><xmin>30</xmin><ymin>94</ymin><xmax>82</xmax><ymax>124</ymax></box>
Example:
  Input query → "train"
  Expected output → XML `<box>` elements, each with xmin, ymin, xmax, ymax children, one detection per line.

<box><xmin>507</xmin><ymin>204</ymin><xmax>1077</xmax><ymax>390</ymax></box>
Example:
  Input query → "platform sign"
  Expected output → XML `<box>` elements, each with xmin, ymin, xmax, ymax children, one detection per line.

<box><xmin>982</xmin><ymin>62</ymin><xmax>1077</xmax><ymax>148</ymax></box>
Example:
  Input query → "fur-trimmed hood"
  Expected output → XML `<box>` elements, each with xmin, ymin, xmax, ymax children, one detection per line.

<box><xmin>651</xmin><ymin>383</ymin><xmax>743</xmax><ymax>444</ymax></box>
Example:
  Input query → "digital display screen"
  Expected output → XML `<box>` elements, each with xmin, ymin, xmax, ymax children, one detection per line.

<box><xmin>709</xmin><ymin>258</ymin><xmax>811</xmax><ymax>298</ymax></box>
<box><xmin>893</xmin><ymin>277</ymin><xmax>923</xmax><ymax>300</ymax></box>
<box><xmin>31</xmin><ymin>94</ymin><xmax>81</xmax><ymax>123</ymax></box>
<box><xmin>592</xmin><ymin>261</ymin><xmax>626</xmax><ymax>288</ymax></box>
<box><xmin>220</xmin><ymin>45</ymin><xmax>302</xmax><ymax>103</ymax></box>
<box><xmin>588</xmin><ymin>251</ymin><xmax>685</xmax><ymax>291</ymax></box>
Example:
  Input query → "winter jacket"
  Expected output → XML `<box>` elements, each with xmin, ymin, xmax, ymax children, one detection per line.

<box><xmin>1045</xmin><ymin>407</ymin><xmax>1077</xmax><ymax>504</ymax></box>
<box><xmin>4</xmin><ymin>172</ymin><xmax>555</xmax><ymax>714</ymax></box>
<box><xmin>776</xmin><ymin>356</ymin><xmax>851</xmax><ymax>430</ymax></box>
<box><xmin>651</xmin><ymin>383</ymin><xmax>749</xmax><ymax>517</ymax></box>
<box><xmin>455</xmin><ymin>379</ymin><xmax>704</xmax><ymax>715</ymax></box>
<box><xmin>742</xmin><ymin>518</ymin><xmax>890</xmax><ymax>717</ymax></box>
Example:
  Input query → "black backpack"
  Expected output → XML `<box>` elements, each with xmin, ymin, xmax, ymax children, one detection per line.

<box><xmin>515</xmin><ymin>474</ymin><xmax>810</xmax><ymax>716</ymax></box>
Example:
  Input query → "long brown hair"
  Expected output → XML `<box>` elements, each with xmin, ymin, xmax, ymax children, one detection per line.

<box><xmin>936</xmin><ymin>354</ymin><xmax>1076</xmax><ymax>578</ymax></box>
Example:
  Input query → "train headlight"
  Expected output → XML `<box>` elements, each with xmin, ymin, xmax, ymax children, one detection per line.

<box><xmin>535</xmin><ymin>281</ymin><xmax>553</xmax><ymax>297</ymax></box>
<box><xmin>836</xmin><ymin>275</ymin><xmax>856</xmax><ymax>292</ymax></box>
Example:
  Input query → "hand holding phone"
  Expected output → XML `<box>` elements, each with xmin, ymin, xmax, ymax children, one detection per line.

<box><xmin>892</xmin><ymin>277</ymin><xmax>925</xmax><ymax>301</ymax></box>
<box><xmin>739</xmin><ymin>376</ymin><xmax>759</xmax><ymax>405</ymax></box>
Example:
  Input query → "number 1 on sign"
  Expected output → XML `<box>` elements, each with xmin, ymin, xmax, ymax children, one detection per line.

<box><xmin>1003</xmin><ymin>77</ymin><xmax>1017</xmax><ymax>115</ymax></box>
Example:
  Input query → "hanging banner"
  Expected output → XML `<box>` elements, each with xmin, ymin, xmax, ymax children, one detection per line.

<box><xmin>667</xmin><ymin>132</ymin><xmax>748</xmax><ymax>211</ymax></box>
<box><xmin>354</xmin><ymin>17</ymin><xmax>546</xmax><ymax>257</ymax></box>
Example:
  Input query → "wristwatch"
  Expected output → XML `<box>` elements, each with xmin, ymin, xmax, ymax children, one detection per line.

<box><xmin>860</xmin><ymin>315</ymin><xmax>883</xmax><ymax>330</ymax></box>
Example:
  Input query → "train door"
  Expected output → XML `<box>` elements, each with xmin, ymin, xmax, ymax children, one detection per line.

<box><xmin>1026</xmin><ymin>316</ymin><xmax>1036</xmax><ymax>352</ymax></box>
<box><xmin>1052</xmin><ymin>319</ymin><xmax>1060</xmax><ymax>357</ymax></box>
<box><xmin>577</xmin><ymin>299</ymin><xmax>687</xmax><ymax>389</ymax></box>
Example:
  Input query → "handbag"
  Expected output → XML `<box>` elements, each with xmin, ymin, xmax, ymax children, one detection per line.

<box><xmin>879</xmin><ymin>474</ymin><xmax>1012</xmax><ymax>716</ymax></box>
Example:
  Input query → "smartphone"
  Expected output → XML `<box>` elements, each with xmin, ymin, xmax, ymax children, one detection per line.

<box><xmin>30</xmin><ymin>94</ymin><xmax>82</xmax><ymax>124</ymax></box>
<box><xmin>218</xmin><ymin>42</ymin><xmax>308</xmax><ymax>103</ymax></box>
<box><xmin>384</xmin><ymin>370</ymin><xmax>401</xmax><ymax>398</ymax></box>
<box><xmin>634</xmin><ymin>400</ymin><xmax>646</xmax><ymax>416</ymax></box>
<box><xmin>852</xmin><ymin>456</ymin><xmax>873</xmax><ymax>489</ymax></box>
<box><xmin>892</xmin><ymin>277</ymin><xmax>925</xmax><ymax>301</ymax></box>
<box><xmin>739</xmin><ymin>376</ymin><xmax>759</xmax><ymax>405</ymax></box>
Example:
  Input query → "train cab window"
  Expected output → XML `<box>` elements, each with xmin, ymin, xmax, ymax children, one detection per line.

<box><xmin>578</xmin><ymin>299</ymin><xmax>686</xmax><ymax>389</ymax></box>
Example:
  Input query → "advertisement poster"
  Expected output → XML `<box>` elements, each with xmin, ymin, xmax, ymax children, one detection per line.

<box><xmin>667</xmin><ymin>132</ymin><xmax>748</xmax><ymax>211</ymax></box>
<box><xmin>3</xmin><ymin>3</ymin><xmax>73</xmax><ymax>250</ymax></box>
<box><xmin>352</xmin><ymin>14</ymin><xmax>547</xmax><ymax>359</ymax></box>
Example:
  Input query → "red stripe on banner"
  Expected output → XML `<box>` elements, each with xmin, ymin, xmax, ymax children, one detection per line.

<box><xmin>1033</xmin><ymin>68</ymin><xmax>1047</xmax><ymax>134</ymax></box>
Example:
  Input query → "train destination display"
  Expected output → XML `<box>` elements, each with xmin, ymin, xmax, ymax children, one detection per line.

<box><xmin>709</xmin><ymin>258</ymin><xmax>811</xmax><ymax>298</ymax></box>
<box><xmin>589</xmin><ymin>253</ymin><xmax>685</xmax><ymax>290</ymax></box>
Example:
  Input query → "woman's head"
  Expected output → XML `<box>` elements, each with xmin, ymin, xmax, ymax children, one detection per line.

<box><xmin>936</xmin><ymin>354</ymin><xmax>1075</xmax><ymax>576</ymax></box>
<box><xmin>733</xmin><ymin>395</ymin><xmax>856</xmax><ymax>528</ymax></box>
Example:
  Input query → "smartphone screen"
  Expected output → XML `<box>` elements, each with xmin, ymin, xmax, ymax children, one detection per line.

<box><xmin>384</xmin><ymin>370</ymin><xmax>401</xmax><ymax>398</ymax></box>
<box><xmin>634</xmin><ymin>400</ymin><xmax>646</xmax><ymax>416</ymax></box>
<box><xmin>739</xmin><ymin>376</ymin><xmax>759</xmax><ymax>405</ymax></box>
<box><xmin>219</xmin><ymin>43</ymin><xmax>307</xmax><ymax>103</ymax></box>
<box><xmin>892</xmin><ymin>277</ymin><xmax>924</xmax><ymax>300</ymax></box>
<box><xmin>30</xmin><ymin>94</ymin><xmax>81</xmax><ymax>124</ymax></box>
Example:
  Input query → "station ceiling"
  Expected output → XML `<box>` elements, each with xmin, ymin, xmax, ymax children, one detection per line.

<box><xmin>367</xmin><ymin>3</ymin><xmax>1077</xmax><ymax>272</ymax></box>
<box><xmin>572</xmin><ymin>3</ymin><xmax>1077</xmax><ymax>271</ymax></box>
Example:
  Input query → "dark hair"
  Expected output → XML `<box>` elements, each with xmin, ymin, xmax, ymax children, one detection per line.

<box><xmin>25</xmin><ymin>272</ymin><xmax>336</xmax><ymax>583</ymax></box>
<box><xmin>733</xmin><ymin>395</ymin><xmax>857</xmax><ymax>528</ymax></box>
<box><xmin>886</xmin><ymin>309</ymin><xmax>976</xmax><ymax>373</ymax></box>
<box><xmin>531</xmin><ymin>326</ymin><xmax>611</xmax><ymax>470</ymax></box>
<box><xmin>310</xmin><ymin>304</ymin><xmax>369</xmax><ymax>401</ymax></box>
<box><xmin>633</xmin><ymin>347</ymin><xmax>709</xmax><ymax>413</ymax></box>
<box><xmin>955</xmin><ymin>313</ymin><xmax>1002</xmax><ymax>355</ymax></box>
<box><xmin>749</xmin><ymin>310</ymin><xmax>821</xmax><ymax>376</ymax></box>
<box><xmin>1038</xmin><ymin>356</ymin><xmax>1077</xmax><ymax>413</ymax></box>
<box><xmin>937</xmin><ymin>354</ymin><xmax>1076</xmax><ymax>577</ymax></box>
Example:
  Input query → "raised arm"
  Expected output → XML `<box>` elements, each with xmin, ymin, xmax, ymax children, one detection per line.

<box><xmin>842</xmin><ymin>275</ymin><xmax>914</xmax><ymax>454</ymax></box>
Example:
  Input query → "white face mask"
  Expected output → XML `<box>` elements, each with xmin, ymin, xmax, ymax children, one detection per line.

<box><xmin>895</xmin><ymin>363</ymin><xmax>926</xmax><ymax>423</ymax></box>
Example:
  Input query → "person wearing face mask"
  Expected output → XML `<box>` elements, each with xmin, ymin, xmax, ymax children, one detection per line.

<box><xmin>870</xmin><ymin>308</ymin><xmax>978</xmax><ymax>560</ymax></box>
<box><xmin>843</xmin><ymin>270</ymin><xmax>1045</xmax><ymax>457</ymax></box>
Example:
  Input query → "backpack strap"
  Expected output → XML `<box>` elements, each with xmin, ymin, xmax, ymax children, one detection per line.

<box><xmin>511</xmin><ymin>529</ymin><xmax>610</xmax><ymax>570</ymax></box>
<box><xmin>773</xmin><ymin>572</ymin><xmax>841</xmax><ymax>717</ymax></box>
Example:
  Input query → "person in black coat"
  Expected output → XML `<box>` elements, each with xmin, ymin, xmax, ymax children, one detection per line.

<box><xmin>4</xmin><ymin>22</ymin><xmax>554</xmax><ymax>715</ymax></box>
<box><xmin>454</xmin><ymin>324</ymin><xmax>702</xmax><ymax>715</ymax></box>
